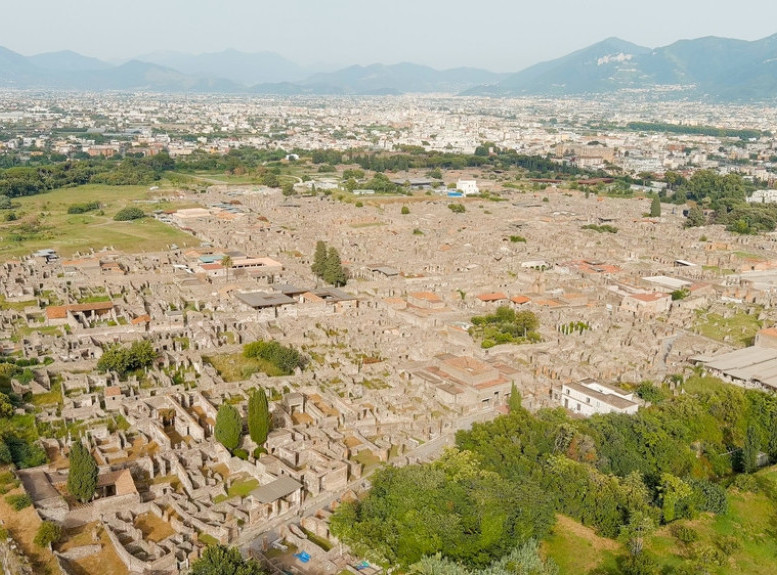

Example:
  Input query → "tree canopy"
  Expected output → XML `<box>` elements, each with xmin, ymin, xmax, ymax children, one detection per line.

<box><xmin>248</xmin><ymin>388</ymin><xmax>270</xmax><ymax>446</ymax></box>
<box><xmin>67</xmin><ymin>441</ymin><xmax>98</xmax><ymax>503</ymax></box>
<box><xmin>97</xmin><ymin>340</ymin><xmax>156</xmax><ymax>377</ymax></box>
<box><xmin>214</xmin><ymin>403</ymin><xmax>243</xmax><ymax>453</ymax></box>
<box><xmin>190</xmin><ymin>545</ymin><xmax>265</xmax><ymax>575</ymax></box>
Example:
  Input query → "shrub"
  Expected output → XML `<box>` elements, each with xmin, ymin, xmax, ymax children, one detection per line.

<box><xmin>5</xmin><ymin>493</ymin><xmax>32</xmax><ymax>510</ymax></box>
<box><xmin>671</xmin><ymin>524</ymin><xmax>699</xmax><ymax>545</ymax></box>
<box><xmin>401</xmin><ymin>205</ymin><xmax>410</xmax><ymax>215</ymax></box>
<box><xmin>448</xmin><ymin>203</ymin><xmax>466</xmax><ymax>213</ymax></box>
<box><xmin>34</xmin><ymin>521</ymin><xmax>63</xmax><ymax>548</ymax></box>
<box><xmin>714</xmin><ymin>534</ymin><xmax>741</xmax><ymax>555</ymax></box>
<box><xmin>233</xmin><ymin>448</ymin><xmax>249</xmax><ymax>460</ymax></box>
<box><xmin>113</xmin><ymin>206</ymin><xmax>145</xmax><ymax>221</ymax></box>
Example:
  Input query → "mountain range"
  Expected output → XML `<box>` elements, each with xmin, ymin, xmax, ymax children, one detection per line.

<box><xmin>1</xmin><ymin>34</ymin><xmax>777</xmax><ymax>101</ymax></box>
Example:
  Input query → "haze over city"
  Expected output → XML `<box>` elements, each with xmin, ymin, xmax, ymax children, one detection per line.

<box><xmin>2</xmin><ymin>0</ymin><xmax>777</xmax><ymax>71</ymax></box>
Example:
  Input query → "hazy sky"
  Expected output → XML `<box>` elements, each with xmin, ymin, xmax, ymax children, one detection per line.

<box><xmin>4</xmin><ymin>0</ymin><xmax>777</xmax><ymax>72</ymax></box>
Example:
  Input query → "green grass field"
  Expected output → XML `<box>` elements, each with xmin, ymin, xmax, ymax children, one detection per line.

<box><xmin>543</xmin><ymin>465</ymin><xmax>777</xmax><ymax>574</ymax></box>
<box><xmin>202</xmin><ymin>353</ymin><xmax>285</xmax><ymax>382</ymax></box>
<box><xmin>0</xmin><ymin>183</ymin><xmax>199</xmax><ymax>259</ymax></box>
<box><xmin>694</xmin><ymin>305</ymin><xmax>763</xmax><ymax>347</ymax></box>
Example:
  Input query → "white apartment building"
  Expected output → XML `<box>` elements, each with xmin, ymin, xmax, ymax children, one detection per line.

<box><xmin>559</xmin><ymin>379</ymin><xmax>640</xmax><ymax>416</ymax></box>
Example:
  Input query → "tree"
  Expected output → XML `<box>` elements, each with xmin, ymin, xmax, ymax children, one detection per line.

<box><xmin>221</xmin><ymin>255</ymin><xmax>233</xmax><ymax>283</ymax></box>
<box><xmin>508</xmin><ymin>383</ymin><xmax>522</xmax><ymax>413</ymax></box>
<box><xmin>0</xmin><ymin>392</ymin><xmax>14</xmax><ymax>417</ymax></box>
<box><xmin>312</xmin><ymin>240</ymin><xmax>327</xmax><ymax>278</ymax></box>
<box><xmin>324</xmin><ymin>246</ymin><xmax>347</xmax><ymax>287</ymax></box>
<box><xmin>282</xmin><ymin>182</ymin><xmax>295</xmax><ymax>196</ymax></box>
<box><xmin>34</xmin><ymin>521</ymin><xmax>63</xmax><ymax>548</ymax></box>
<box><xmin>684</xmin><ymin>205</ymin><xmax>706</xmax><ymax>228</ymax></box>
<box><xmin>215</xmin><ymin>403</ymin><xmax>242</xmax><ymax>453</ymax></box>
<box><xmin>248</xmin><ymin>388</ymin><xmax>270</xmax><ymax>447</ymax></box>
<box><xmin>97</xmin><ymin>340</ymin><xmax>156</xmax><ymax>377</ymax></box>
<box><xmin>113</xmin><ymin>206</ymin><xmax>145</xmax><ymax>221</ymax></box>
<box><xmin>190</xmin><ymin>544</ymin><xmax>265</xmax><ymax>575</ymax></box>
<box><xmin>742</xmin><ymin>423</ymin><xmax>760</xmax><ymax>473</ymax></box>
<box><xmin>67</xmin><ymin>441</ymin><xmax>98</xmax><ymax>503</ymax></box>
<box><xmin>650</xmin><ymin>196</ymin><xmax>661</xmax><ymax>217</ymax></box>
<box><xmin>620</xmin><ymin>512</ymin><xmax>655</xmax><ymax>558</ymax></box>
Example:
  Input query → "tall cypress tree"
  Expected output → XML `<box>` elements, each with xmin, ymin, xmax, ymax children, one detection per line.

<box><xmin>324</xmin><ymin>246</ymin><xmax>347</xmax><ymax>287</ymax></box>
<box><xmin>214</xmin><ymin>403</ymin><xmax>242</xmax><ymax>453</ymax></box>
<box><xmin>248</xmin><ymin>388</ymin><xmax>270</xmax><ymax>446</ymax></box>
<box><xmin>742</xmin><ymin>423</ymin><xmax>760</xmax><ymax>473</ymax></box>
<box><xmin>650</xmin><ymin>196</ymin><xmax>661</xmax><ymax>217</ymax></box>
<box><xmin>312</xmin><ymin>240</ymin><xmax>327</xmax><ymax>278</ymax></box>
<box><xmin>67</xmin><ymin>441</ymin><xmax>98</xmax><ymax>503</ymax></box>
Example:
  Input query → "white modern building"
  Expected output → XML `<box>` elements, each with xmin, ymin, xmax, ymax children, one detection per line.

<box><xmin>456</xmin><ymin>180</ymin><xmax>479</xmax><ymax>196</ymax></box>
<box><xmin>559</xmin><ymin>379</ymin><xmax>640</xmax><ymax>416</ymax></box>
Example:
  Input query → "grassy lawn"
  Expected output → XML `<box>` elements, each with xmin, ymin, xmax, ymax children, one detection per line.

<box><xmin>203</xmin><ymin>353</ymin><xmax>285</xmax><ymax>382</ymax></box>
<box><xmin>542</xmin><ymin>515</ymin><xmax>620</xmax><ymax>574</ymax></box>
<box><xmin>694</xmin><ymin>305</ymin><xmax>762</xmax><ymax>347</ymax></box>
<box><xmin>0</xmin><ymin>296</ymin><xmax>37</xmax><ymax>311</ymax></box>
<box><xmin>352</xmin><ymin>450</ymin><xmax>382</xmax><ymax>471</ymax></box>
<box><xmin>135</xmin><ymin>512</ymin><xmax>176</xmax><ymax>543</ymax></box>
<box><xmin>543</xmin><ymin>467</ymin><xmax>777</xmax><ymax>574</ymax></box>
<box><xmin>30</xmin><ymin>382</ymin><xmax>63</xmax><ymax>407</ymax></box>
<box><xmin>199</xmin><ymin>532</ymin><xmax>219</xmax><ymax>546</ymax></box>
<box><xmin>213</xmin><ymin>477</ymin><xmax>260</xmax><ymax>503</ymax></box>
<box><xmin>0</xmin><ymin>183</ymin><xmax>198</xmax><ymax>260</ymax></box>
<box><xmin>57</xmin><ymin>522</ymin><xmax>128</xmax><ymax>575</ymax></box>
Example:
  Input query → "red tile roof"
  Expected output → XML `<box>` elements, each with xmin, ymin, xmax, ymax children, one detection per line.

<box><xmin>476</xmin><ymin>292</ymin><xmax>508</xmax><ymax>302</ymax></box>
<box><xmin>45</xmin><ymin>301</ymin><xmax>113</xmax><ymax>320</ymax></box>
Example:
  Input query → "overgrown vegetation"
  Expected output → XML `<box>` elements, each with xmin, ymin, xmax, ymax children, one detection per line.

<box><xmin>333</xmin><ymin>376</ymin><xmax>777</xmax><ymax>573</ymax></box>
<box><xmin>582</xmin><ymin>224</ymin><xmax>618</xmax><ymax>233</ymax></box>
<box><xmin>97</xmin><ymin>340</ymin><xmax>156</xmax><ymax>377</ymax></box>
<box><xmin>243</xmin><ymin>340</ymin><xmax>306</xmax><ymax>375</ymax></box>
<box><xmin>469</xmin><ymin>306</ymin><xmax>540</xmax><ymax>348</ymax></box>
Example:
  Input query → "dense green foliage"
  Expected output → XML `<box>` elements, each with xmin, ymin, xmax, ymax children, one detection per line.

<box><xmin>448</xmin><ymin>203</ymin><xmax>466</xmax><ymax>213</ymax></box>
<box><xmin>97</xmin><ymin>340</ymin><xmax>156</xmax><ymax>376</ymax></box>
<box><xmin>190</xmin><ymin>544</ymin><xmax>265</xmax><ymax>575</ymax></box>
<box><xmin>348</xmin><ymin>148</ymin><xmax>599</xmax><ymax>179</ymax></box>
<box><xmin>626</xmin><ymin>122</ymin><xmax>762</xmax><ymax>140</ymax></box>
<box><xmin>5</xmin><ymin>493</ymin><xmax>32</xmax><ymax>510</ymax></box>
<box><xmin>469</xmin><ymin>306</ymin><xmax>540</xmax><ymax>348</ymax></box>
<box><xmin>335</xmin><ymin>378</ymin><xmax>777</xmax><ymax>570</ymax></box>
<box><xmin>411</xmin><ymin>540</ymin><xmax>558</xmax><ymax>575</ymax></box>
<box><xmin>34</xmin><ymin>521</ymin><xmax>63</xmax><ymax>547</ymax></box>
<box><xmin>247</xmin><ymin>388</ymin><xmax>270</xmax><ymax>446</ymax></box>
<box><xmin>650</xmin><ymin>196</ymin><xmax>661</xmax><ymax>217</ymax></box>
<box><xmin>311</xmin><ymin>240</ymin><xmax>347</xmax><ymax>287</ymax></box>
<box><xmin>214</xmin><ymin>403</ymin><xmax>243</xmax><ymax>452</ymax></box>
<box><xmin>113</xmin><ymin>206</ymin><xmax>145</xmax><ymax>221</ymax></box>
<box><xmin>67</xmin><ymin>441</ymin><xmax>98</xmax><ymax>503</ymax></box>
<box><xmin>331</xmin><ymin>449</ymin><xmax>555</xmax><ymax>567</ymax></box>
<box><xmin>684</xmin><ymin>205</ymin><xmax>706</xmax><ymax>228</ymax></box>
<box><xmin>243</xmin><ymin>340</ymin><xmax>305</xmax><ymax>375</ymax></box>
<box><xmin>66</xmin><ymin>200</ymin><xmax>100</xmax><ymax>214</ymax></box>
<box><xmin>0</xmin><ymin>153</ymin><xmax>174</xmax><ymax>198</ymax></box>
